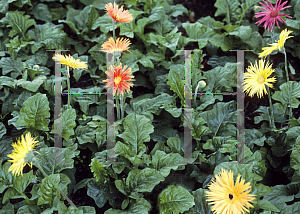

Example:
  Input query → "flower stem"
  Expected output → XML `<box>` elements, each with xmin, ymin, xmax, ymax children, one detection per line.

<box><xmin>267</xmin><ymin>87</ymin><xmax>275</xmax><ymax>130</ymax></box>
<box><xmin>283</xmin><ymin>50</ymin><xmax>292</xmax><ymax>122</ymax></box>
<box><xmin>67</xmin><ymin>66</ymin><xmax>70</xmax><ymax>109</ymax></box>
<box><xmin>34</xmin><ymin>158</ymin><xmax>78</xmax><ymax>210</ymax></box>
<box><xmin>115</xmin><ymin>93</ymin><xmax>120</xmax><ymax>120</ymax></box>
<box><xmin>120</xmin><ymin>93</ymin><xmax>124</xmax><ymax>119</ymax></box>
<box><xmin>112</xmin><ymin>20</ymin><xmax>115</xmax><ymax>41</ymax></box>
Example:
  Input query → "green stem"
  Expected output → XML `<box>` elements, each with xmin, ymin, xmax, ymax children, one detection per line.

<box><xmin>267</xmin><ymin>87</ymin><xmax>275</xmax><ymax>130</ymax></box>
<box><xmin>112</xmin><ymin>20</ymin><xmax>116</xmax><ymax>41</ymax></box>
<box><xmin>34</xmin><ymin>158</ymin><xmax>78</xmax><ymax>210</ymax></box>
<box><xmin>67</xmin><ymin>66</ymin><xmax>70</xmax><ymax>109</ymax></box>
<box><xmin>115</xmin><ymin>93</ymin><xmax>120</xmax><ymax>120</ymax></box>
<box><xmin>120</xmin><ymin>93</ymin><xmax>124</xmax><ymax>119</ymax></box>
<box><xmin>283</xmin><ymin>50</ymin><xmax>292</xmax><ymax>122</ymax></box>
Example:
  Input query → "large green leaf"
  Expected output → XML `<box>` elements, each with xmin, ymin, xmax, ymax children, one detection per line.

<box><xmin>15</xmin><ymin>75</ymin><xmax>46</xmax><ymax>92</ymax></box>
<box><xmin>0</xmin><ymin>161</ymin><xmax>36</xmax><ymax>204</ymax></box>
<box><xmin>34</xmin><ymin>144</ymin><xmax>79</xmax><ymax>176</ymax></box>
<box><xmin>126</xmin><ymin>168</ymin><xmax>165</xmax><ymax>193</ymax></box>
<box><xmin>104</xmin><ymin>198</ymin><xmax>151</xmax><ymax>214</ymax></box>
<box><xmin>16</xmin><ymin>93</ymin><xmax>50</xmax><ymax>131</ymax></box>
<box><xmin>93</xmin><ymin>13</ymin><xmax>117</xmax><ymax>34</ymax></box>
<box><xmin>199</xmin><ymin>100</ymin><xmax>237</xmax><ymax>137</ymax></box>
<box><xmin>31</xmin><ymin>3</ymin><xmax>52</xmax><ymax>22</ymax></box>
<box><xmin>272</xmin><ymin>81</ymin><xmax>300</xmax><ymax>108</ymax></box>
<box><xmin>188</xmin><ymin>188</ymin><xmax>212</xmax><ymax>214</ymax></box>
<box><xmin>37</xmin><ymin>173</ymin><xmax>70</xmax><ymax>206</ymax></box>
<box><xmin>0</xmin><ymin>10</ymin><xmax>36</xmax><ymax>37</ymax></box>
<box><xmin>167</xmin><ymin>64</ymin><xmax>185</xmax><ymax>106</ymax></box>
<box><xmin>0</xmin><ymin>57</ymin><xmax>22</xmax><ymax>75</ymax></box>
<box><xmin>151</xmin><ymin>150</ymin><xmax>185</xmax><ymax>177</ymax></box>
<box><xmin>290</xmin><ymin>136</ymin><xmax>300</xmax><ymax>183</ymax></box>
<box><xmin>51</xmin><ymin>108</ymin><xmax>76</xmax><ymax>141</ymax></box>
<box><xmin>26</xmin><ymin>22</ymin><xmax>67</xmax><ymax>53</ymax></box>
<box><xmin>214</xmin><ymin>0</ymin><xmax>241</xmax><ymax>24</ymax></box>
<box><xmin>0</xmin><ymin>136</ymin><xmax>13</xmax><ymax>162</ymax></box>
<box><xmin>118</xmin><ymin>113</ymin><xmax>154</xmax><ymax>154</ymax></box>
<box><xmin>158</xmin><ymin>185</ymin><xmax>195</xmax><ymax>214</ymax></box>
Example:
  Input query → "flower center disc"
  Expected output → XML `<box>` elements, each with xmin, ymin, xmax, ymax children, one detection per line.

<box><xmin>114</xmin><ymin>77</ymin><xmax>122</xmax><ymax>85</ymax></box>
<box><xmin>229</xmin><ymin>193</ymin><xmax>234</xmax><ymax>200</ymax></box>
<box><xmin>270</xmin><ymin>10</ymin><xmax>278</xmax><ymax>18</ymax></box>
<box><xmin>257</xmin><ymin>76</ymin><xmax>265</xmax><ymax>84</ymax></box>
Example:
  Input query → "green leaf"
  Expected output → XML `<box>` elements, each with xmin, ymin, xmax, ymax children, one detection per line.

<box><xmin>90</xmin><ymin>158</ymin><xmax>107</xmax><ymax>183</ymax></box>
<box><xmin>126</xmin><ymin>168</ymin><xmax>165</xmax><ymax>193</ymax></box>
<box><xmin>35</xmin><ymin>144</ymin><xmax>79</xmax><ymax>176</ymax></box>
<box><xmin>31</xmin><ymin>3</ymin><xmax>52</xmax><ymax>22</ymax></box>
<box><xmin>0</xmin><ymin>10</ymin><xmax>36</xmax><ymax>37</ymax></box>
<box><xmin>58</xmin><ymin>7</ymin><xmax>81</xmax><ymax>35</ymax></box>
<box><xmin>16</xmin><ymin>75</ymin><xmax>46</xmax><ymax>92</ymax></box>
<box><xmin>188</xmin><ymin>188</ymin><xmax>212</xmax><ymax>214</ymax></box>
<box><xmin>93</xmin><ymin>14</ymin><xmax>117</xmax><ymax>34</ymax></box>
<box><xmin>199</xmin><ymin>101</ymin><xmax>237</xmax><ymax>137</ymax></box>
<box><xmin>151</xmin><ymin>151</ymin><xmax>185</xmax><ymax>177</ymax></box>
<box><xmin>167</xmin><ymin>64</ymin><xmax>185</xmax><ymax>104</ymax></box>
<box><xmin>214</xmin><ymin>0</ymin><xmax>241</xmax><ymax>24</ymax></box>
<box><xmin>203</xmin><ymin>62</ymin><xmax>237</xmax><ymax>92</ymax></box>
<box><xmin>0</xmin><ymin>203</ymin><xmax>14</xmax><ymax>214</ymax></box>
<box><xmin>26</xmin><ymin>22</ymin><xmax>67</xmax><ymax>52</ymax></box>
<box><xmin>229</xmin><ymin>25</ymin><xmax>252</xmax><ymax>40</ymax></box>
<box><xmin>16</xmin><ymin>93</ymin><xmax>50</xmax><ymax>131</ymax></box>
<box><xmin>272</xmin><ymin>81</ymin><xmax>300</xmax><ymax>108</ymax></box>
<box><xmin>51</xmin><ymin>108</ymin><xmax>76</xmax><ymax>141</ymax></box>
<box><xmin>254</xmin><ymin>103</ymin><xmax>287</xmax><ymax>124</ymax></box>
<box><xmin>37</xmin><ymin>174</ymin><xmax>66</xmax><ymax>206</ymax></box>
<box><xmin>133</xmin><ymin>17</ymin><xmax>152</xmax><ymax>37</ymax></box>
<box><xmin>120</xmin><ymin>9</ymin><xmax>144</xmax><ymax>38</ymax></box>
<box><xmin>158</xmin><ymin>185</ymin><xmax>195</xmax><ymax>214</ymax></box>
<box><xmin>168</xmin><ymin>4</ymin><xmax>188</xmax><ymax>17</ymax></box>
<box><xmin>75</xmin><ymin>125</ymin><xmax>95</xmax><ymax>145</ymax></box>
<box><xmin>87</xmin><ymin>180</ymin><xmax>122</xmax><ymax>209</ymax></box>
<box><xmin>245</xmin><ymin>129</ymin><xmax>266</xmax><ymax>148</ymax></box>
<box><xmin>0</xmin><ymin>57</ymin><xmax>22</xmax><ymax>75</ymax></box>
<box><xmin>118</xmin><ymin>113</ymin><xmax>154</xmax><ymax>155</ymax></box>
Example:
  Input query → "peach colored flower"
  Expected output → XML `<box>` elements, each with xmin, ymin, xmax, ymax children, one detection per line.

<box><xmin>105</xmin><ymin>2</ymin><xmax>133</xmax><ymax>23</ymax></box>
<box><xmin>102</xmin><ymin>63</ymin><xmax>135</xmax><ymax>96</ymax></box>
<box><xmin>101</xmin><ymin>37</ymin><xmax>132</xmax><ymax>54</ymax></box>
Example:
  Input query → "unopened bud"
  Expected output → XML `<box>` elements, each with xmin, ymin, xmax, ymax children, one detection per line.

<box><xmin>197</xmin><ymin>80</ymin><xmax>206</xmax><ymax>89</ymax></box>
<box><xmin>33</xmin><ymin>65</ymin><xmax>40</xmax><ymax>70</ymax></box>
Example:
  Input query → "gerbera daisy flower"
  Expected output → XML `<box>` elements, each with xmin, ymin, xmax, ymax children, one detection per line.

<box><xmin>206</xmin><ymin>169</ymin><xmax>256</xmax><ymax>214</ymax></box>
<box><xmin>102</xmin><ymin>63</ymin><xmax>135</xmax><ymax>96</ymax></box>
<box><xmin>52</xmin><ymin>53</ymin><xmax>88</xmax><ymax>78</ymax></box>
<box><xmin>254</xmin><ymin>0</ymin><xmax>291</xmax><ymax>32</ymax></box>
<box><xmin>7</xmin><ymin>133</ymin><xmax>40</xmax><ymax>176</ymax></box>
<box><xmin>105</xmin><ymin>2</ymin><xmax>133</xmax><ymax>23</ymax></box>
<box><xmin>259</xmin><ymin>29</ymin><xmax>293</xmax><ymax>58</ymax></box>
<box><xmin>101</xmin><ymin>37</ymin><xmax>132</xmax><ymax>54</ymax></box>
<box><xmin>243</xmin><ymin>59</ymin><xmax>276</xmax><ymax>98</ymax></box>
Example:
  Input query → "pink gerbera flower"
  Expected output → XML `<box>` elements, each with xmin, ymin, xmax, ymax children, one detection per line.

<box><xmin>255</xmin><ymin>0</ymin><xmax>291</xmax><ymax>32</ymax></box>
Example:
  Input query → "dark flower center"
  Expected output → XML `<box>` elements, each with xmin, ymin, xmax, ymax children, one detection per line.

<box><xmin>270</xmin><ymin>10</ymin><xmax>278</xmax><ymax>18</ymax></box>
<box><xmin>229</xmin><ymin>194</ymin><xmax>234</xmax><ymax>200</ymax></box>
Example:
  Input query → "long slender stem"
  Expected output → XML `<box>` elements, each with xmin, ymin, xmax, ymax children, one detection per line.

<box><xmin>67</xmin><ymin>66</ymin><xmax>70</xmax><ymax>109</ymax></box>
<box><xmin>283</xmin><ymin>50</ymin><xmax>292</xmax><ymax>122</ymax></box>
<box><xmin>34</xmin><ymin>158</ymin><xmax>78</xmax><ymax>210</ymax></box>
<box><xmin>267</xmin><ymin>87</ymin><xmax>275</xmax><ymax>130</ymax></box>
<box><xmin>112</xmin><ymin>20</ymin><xmax>115</xmax><ymax>41</ymax></box>
<box><xmin>115</xmin><ymin>93</ymin><xmax>120</xmax><ymax>120</ymax></box>
<box><xmin>120</xmin><ymin>93</ymin><xmax>124</xmax><ymax>119</ymax></box>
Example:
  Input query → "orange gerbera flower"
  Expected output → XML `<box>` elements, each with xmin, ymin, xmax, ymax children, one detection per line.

<box><xmin>101</xmin><ymin>37</ymin><xmax>132</xmax><ymax>54</ymax></box>
<box><xmin>103</xmin><ymin>63</ymin><xmax>135</xmax><ymax>96</ymax></box>
<box><xmin>105</xmin><ymin>2</ymin><xmax>133</xmax><ymax>23</ymax></box>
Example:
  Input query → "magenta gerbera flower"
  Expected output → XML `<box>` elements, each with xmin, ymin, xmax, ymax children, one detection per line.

<box><xmin>254</xmin><ymin>0</ymin><xmax>291</xmax><ymax>32</ymax></box>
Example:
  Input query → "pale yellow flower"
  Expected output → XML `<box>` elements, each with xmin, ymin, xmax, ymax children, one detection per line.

<box><xmin>7</xmin><ymin>133</ymin><xmax>40</xmax><ymax>176</ymax></box>
<box><xmin>243</xmin><ymin>59</ymin><xmax>276</xmax><ymax>98</ymax></box>
<box><xmin>52</xmin><ymin>53</ymin><xmax>88</xmax><ymax>78</ymax></box>
<box><xmin>206</xmin><ymin>169</ymin><xmax>256</xmax><ymax>214</ymax></box>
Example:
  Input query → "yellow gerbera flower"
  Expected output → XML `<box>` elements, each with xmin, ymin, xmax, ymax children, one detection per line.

<box><xmin>101</xmin><ymin>37</ymin><xmax>132</xmax><ymax>54</ymax></box>
<box><xmin>7</xmin><ymin>133</ymin><xmax>40</xmax><ymax>176</ymax></box>
<box><xmin>271</xmin><ymin>28</ymin><xmax>293</xmax><ymax>50</ymax></box>
<box><xmin>105</xmin><ymin>2</ymin><xmax>133</xmax><ymax>23</ymax></box>
<box><xmin>243</xmin><ymin>59</ymin><xmax>276</xmax><ymax>98</ymax></box>
<box><xmin>259</xmin><ymin>29</ymin><xmax>293</xmax><ymax>58</ymax></box>
<box><xmin>258</xmin><ymin>45</ymin><xmax>277</xmax><ymax>58</ymax></box>
<box><xmin>52</xmin><ymin>53</ymin><xmax>88</xmax><ymax>78</ymax></box>
<box><xmin>206</xmin><ymin>169</ymin><xmax>256</xmax><ymax>214</ymax></box>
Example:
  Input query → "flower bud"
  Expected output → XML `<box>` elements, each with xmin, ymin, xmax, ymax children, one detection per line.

<box><xmin>197</xmin><ymin>80</ymin><xmax>206</xmax><ymax>89</ymax></box>
<box><xmin>33</xmin><ymin>65</ymin><xmax>40</xmax><ymax>70</ymax></box>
